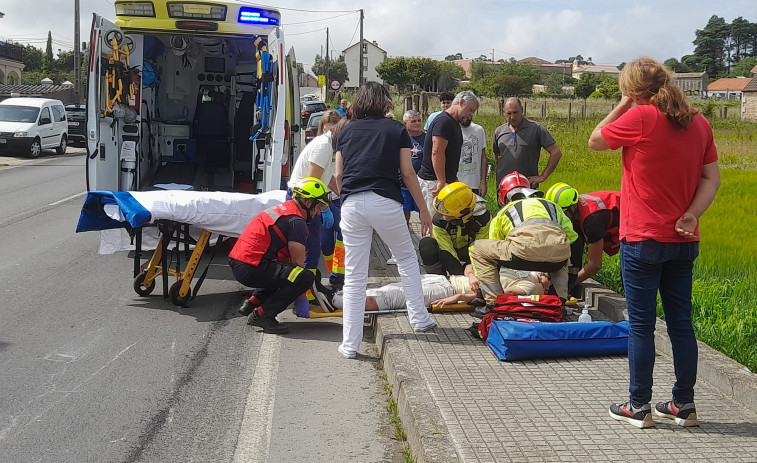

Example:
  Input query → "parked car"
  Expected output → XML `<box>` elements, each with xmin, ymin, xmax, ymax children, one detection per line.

<box><xmin>0</xmin><ymin>97</ymin><xmax>68</xmax><ymax>158</ymax></box>
<box><xmin>301</xmin><ymin>100</ymin><xmax>327</xmax><ymax>126</ymax></box>
<box><xmin>300</xmin><ymin>93</ymin><xmax>319</xmax><ymax>102</ymax></box>
<box><xmin>304</xmin><ymin>111</ymin><xmax>324</xmax><ymax>144</ymax></box>
<box><xmin>64</xmin><ymin>104</ymin><xmax>86</xmax><ymax>146</ymax></box>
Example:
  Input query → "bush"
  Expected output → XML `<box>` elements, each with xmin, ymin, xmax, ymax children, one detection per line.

<box><xmin>588</xmin><ymin>90</ymin><xmax>605</xmax><ymax>99</ymax></box>
<box><xmin>699</xmin><ymin>100</ymin><xmax>717</xmax><ymax>119</ymax></box>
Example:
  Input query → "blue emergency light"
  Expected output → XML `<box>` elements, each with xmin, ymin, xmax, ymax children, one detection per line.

<box><xmin>238</xmin><ymin>7</ymin><xmax>279</xmax><ymax>25</ymax></box>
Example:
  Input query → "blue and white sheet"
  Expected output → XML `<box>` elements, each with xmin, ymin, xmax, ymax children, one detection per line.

<box><xmin>76</xmin><ymin>189</ymin><xmax>287</xmax><ymax>253</ymax></box>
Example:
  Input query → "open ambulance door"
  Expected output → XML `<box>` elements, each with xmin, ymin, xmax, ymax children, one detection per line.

<box><xmin>259</xmin><ymin>30</ymin><xmax>287</xmax><ymax>193</ymax></box>
<box><xmin>86</xmin><ymin>14</ymin><xmax>143</xmax><ymax>192</ymax></box>
<box><xmin>284</xmin><ymin>46</ymin><xmax>302</xmax><ymax>184</ymax></box>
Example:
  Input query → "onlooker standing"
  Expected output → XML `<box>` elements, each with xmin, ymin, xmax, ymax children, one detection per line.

<box><xmin>336</xmin><ymin>99</ymin><xmax>348</xmax><ymax>117</ymax></box>
<box><xmin>335</xmin><ymin>82</ymin><xmax>436</xmax><ymax>359</ymax></box>
<box><xmin>400</xmin><ymin>109</ymin><xmax>425</xmax><ymax>225</ymax></box>
<box><xmin>424</xmin><ymin>91</ymin><xmax>455</xmax><ymax>130</ymax></box>
<box><xmin>590</xmin><ymin>57</ymin><xmax>720</xmax><ymax>429</ymax></box>
<box><xmin>417</xmin><ymin>90</ymin><xmax>479</xmax><ymax>214</ymax></box>
<box><xmin>492</xmin><ymin>97</ymin><xmax>563</xmax><ymax>187</ymax></box>
<box><xmin>457</xmin><ymin>119</ymin><xmax>487</xmax><ymax>197</ymax></box>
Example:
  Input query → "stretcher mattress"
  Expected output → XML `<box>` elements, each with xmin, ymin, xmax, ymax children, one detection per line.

<box><xmin>76</xmin><ymin>189</ymin><xmax>287</xmax><ymax>238</ymax></box>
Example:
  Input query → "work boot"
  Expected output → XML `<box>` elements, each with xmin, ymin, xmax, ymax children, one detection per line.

<box><xmin>237</xmin><ymin>297</ymin><xmax>259</xmax><ymax>316</ymax></box>
<box><xmin>471</xmin><ymin>305</ymin><xmax>492</xmax><ymax>319</ymax></box>
<box><xmin>248</xmin><ymin>315</ymin><xmax>289</xmax><ymax>334</ymax></box>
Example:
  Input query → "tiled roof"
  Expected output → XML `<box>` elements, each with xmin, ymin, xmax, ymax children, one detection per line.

<box><xmin>0</xmin><ymin>84</ymin><xmax>71</xmax><ymax>96</ymax></box>
<box><xmin>672</xmin><ymin>72</ymin><xmax>707</xmax><ymax>78</ymax></box>
<box><xmin>707</xmin><ymin>78</ymin><xmax>753</xmax><ymax>91</ymax></box>
<box><xmin>743</xmin><ymin>75</ymin><xmax>757</xmax><ymax>92</ymax></box>
<box><xmin>518</xmin><ymin>57</ymin><xmax>552</xmax><ymax>65</ymax></box>
<box><xmin>574</xmin><ymin>64</ymin><xmax>620</xmax><ymax>73</ymax></box>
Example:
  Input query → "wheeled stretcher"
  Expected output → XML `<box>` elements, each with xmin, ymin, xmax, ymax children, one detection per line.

<box><xmin>76</xmin><ymin>189</ymin><xmax>287</xmax><ymax>306</ymax></box>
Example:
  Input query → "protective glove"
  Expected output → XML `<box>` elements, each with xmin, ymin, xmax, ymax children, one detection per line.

<box><xmin>321</xmin><ymin>207</ymin><xmax>334</xmax><ymax>229</ymax></box>
<box><xmin>294</xmin><ymin>295</ymin><xmax>311</xmax><ymax>318</ymax></box>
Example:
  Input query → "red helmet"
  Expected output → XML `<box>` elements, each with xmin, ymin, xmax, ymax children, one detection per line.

<box><xmin>498</xmin><ymin>172</ymin><xmax>530</xmax><ymax>204</ymax></box>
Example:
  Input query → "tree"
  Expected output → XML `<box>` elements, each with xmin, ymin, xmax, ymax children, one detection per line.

<box><xmin>311</xmin><ymin>54</ymin><xmax>348</xmax><ymax>84</ymax></box>
<box><xmin>473</xmin><ymin>54</ymin><xmax>488</xmax><ymax>62</ymax></box>
<box><xmin>732</xmin><ymin>57</ymin><xmax>757</xmax><ymax>77</ymax></box>
<box><xmin>444</xmin><ymin>53</ymin><xmax>463</xmax><ymax>61</ymax></box>
<box><xmin>692</xmin><ymin>15</ymin><xmax>729</xmax><ymax>77</ymax></box>
<box><xmin>496</xmin><ymin>75</ymin><xmax>526</xmax><ymax>97</ymax></box>
<box><xmin>55</xmin><ymin>50</ymin><xmax>75</xmax><ymax>73</ymax></box>
<box><xmin>22</xmin><ymin>44</ymin><xmax>44</xmax><ymax>72</ymax></box>
<box><xmin>596</xmin><ymin>73</ymin><xmax>621</xmax><ymax>100</ymax></box>
<box><xmin>43</xmin><ymin>31</ymin><xmax>54</xmax><ymax>72</ymax></box>
<box><xmin>436</xmin><ymin>61</ymin><xmax>465</xmax><ymax>91</ymax></box>
<box><xmin>556</xmin><ymin>54</ymin><xmax>594</xmax><ymax>65</ymax></box>
<box><xmin>375</xmin><ymin>57</ymin><xmax>411</xmax><ymax>90</ymax></box>
<box><xmin>574</xmin><ymin>72</ymin><xmax>600</xmax><ymax>100</ymax></box>
<box><xmin>543</xmin><ymin>73</ymin><xmax>566</xmax><ymax>95</ymax></box>
<box><xmin>664</xmin><ymin>57</ymin><xmax>692</xmax><ymax>73</ymax></box>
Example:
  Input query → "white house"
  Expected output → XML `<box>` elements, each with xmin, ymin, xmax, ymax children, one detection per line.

<box><xmin>342</xmin><ymin>39</ymin><xmax>387</xmax><ymax>88</ymax></box>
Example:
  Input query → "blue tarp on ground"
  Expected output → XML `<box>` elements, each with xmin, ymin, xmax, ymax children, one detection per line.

<box><xmin>486</xmin><ymin>320</ymin><xmax>630</xmax><ymax>361</ymax></box>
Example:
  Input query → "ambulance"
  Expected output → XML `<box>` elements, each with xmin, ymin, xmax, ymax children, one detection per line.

<box><xmin>86</xmin><ymin>0</ymin><xmax>301</xmax><ymax>193</ymax></box>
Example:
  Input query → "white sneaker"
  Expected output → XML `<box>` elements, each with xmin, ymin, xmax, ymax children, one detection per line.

<box><xmin>386</xmin><ymin>257</ymin><xmax>397</xmax><ymax>265</ymax></box>
<box><xmin>338</xmin><ymin>345</ymin><xmax>357</xmax><ymax>359</ymax></box>
<box><xmin>413</xmin><ymin>320</ymin><xmax>437</xmax><ymax>332</ymax></box>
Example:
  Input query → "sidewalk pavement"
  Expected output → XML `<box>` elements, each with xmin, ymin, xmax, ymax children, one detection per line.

<box><xmin>366</xmin><ymin>223</ymin><xmax>757</xmax><ymax>463</ymax></box>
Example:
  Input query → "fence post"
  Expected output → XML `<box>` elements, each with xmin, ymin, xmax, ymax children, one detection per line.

<box><xmin>405</xmin><ymin>96</ymin><xmax>412</xmax><ymax>113</ymax></box>
<box><xmin>581</xmin><ymin>102</ymin><xmax>586</xmax><ymax>119</ymax></box>
<box><xmin>412</xmin><ymin>94</ymin><xmax>420</xmax><ymax>112</ymax></box>
<box><xmin>421</xmin><ymin>92</ymin><xmax>429</xmax><ymax>120</ymax></box>
<box><xmin>523</xmin><ymin>101</ymin><xmax>527</xmax><ymax>117</ymax></box>
<box><xmin>568</xmin><ymin>102</ymin><xmax>572</xmax><ymax>122</ymax></box>
<box><xmin>541</xmin><ymin>102</ymin><xmax>546</xmax><ymax>118</ymax></box>
<box><xmin>499</xmin><ymin>97</ymin><xmax>505</xmax><ymax>116</ymax></box>
<box><xmin>723</xmin><ymin>106</ymin><xmax>728</xmax><ymax>119</ymax></box>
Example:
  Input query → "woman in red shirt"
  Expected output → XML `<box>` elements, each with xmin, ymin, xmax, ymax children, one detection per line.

<box><xmin>589</xmin><ymin>57</ymin><xmax>720</xmax><ymax>429</ymax></box>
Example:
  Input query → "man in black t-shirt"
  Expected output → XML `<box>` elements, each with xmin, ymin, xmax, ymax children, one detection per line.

<box><xmin>417</xmin><ymin>90</ymin><xmax>480</xmax><ymax>215</ymax></box>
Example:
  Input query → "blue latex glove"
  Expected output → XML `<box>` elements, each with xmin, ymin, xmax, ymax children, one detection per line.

<box><xmin>321</xmin><ymin>207</ymin><xmax>334</xmax><ymax>229</ymax></box>
<box><xmin>294</xmin><ymin>295</ymin><xmax>310</xmax><ymax>318</ymax></box>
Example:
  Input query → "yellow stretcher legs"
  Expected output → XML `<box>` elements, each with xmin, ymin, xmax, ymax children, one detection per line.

<box><xmin>132</xmin><ymin>226</ymin><xmax>213</xmax><ymax>307</ymax></box>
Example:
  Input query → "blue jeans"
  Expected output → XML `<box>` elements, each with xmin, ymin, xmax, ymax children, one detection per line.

<box><xmin>621</xmin><ymin>240</ymin><xmax>699</xmax><ymax>406</ymax></box>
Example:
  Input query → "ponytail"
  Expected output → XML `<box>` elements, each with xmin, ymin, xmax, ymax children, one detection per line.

<box><xmin>651</xmin><ymin>84</ymin><xmax>696</xmax><ymax>129</ymax></box>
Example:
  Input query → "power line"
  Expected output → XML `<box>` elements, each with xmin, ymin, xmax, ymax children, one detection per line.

<box><xmin>284</xmin><ymin>11</ymin><xmax>355</xmax><ymax>26</ymax></box>
<box><xmin>345</xmin><ymin>19</ymin><xmax>360</xmax><ymax>50</ymax></box>
<box><xmin>286</xmin><ymin>27</ymin><xmax>327</xmax><ymax>37</ymax></box>
<box><xmin>236</xmin><ymin>1</ymin><xmax>358</xmax><ymax>13</ymax></box>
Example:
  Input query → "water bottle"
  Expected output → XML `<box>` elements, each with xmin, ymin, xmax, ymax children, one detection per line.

<box><xmin>578</xmin><ymin>303</ymin><xmax>592</xmax><ymax>323</ymax></box>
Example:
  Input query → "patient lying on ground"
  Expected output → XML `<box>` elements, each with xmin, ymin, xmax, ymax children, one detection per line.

<box><xmin>332</xmin><ymin>270</ymin><xmax>550</xmax><ymax>312</ymax></box>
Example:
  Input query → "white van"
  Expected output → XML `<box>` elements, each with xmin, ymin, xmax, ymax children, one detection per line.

<box><xmin>0</xmin><ymin>98</ymin><xmax>68</xmax><ymax>158</ymax></box>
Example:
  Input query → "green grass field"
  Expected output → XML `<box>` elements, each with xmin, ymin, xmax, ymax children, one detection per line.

<box><xmin>462</xmin><ymin>99</ymin><xmax>757</xmax><ymax>372</ymax></box>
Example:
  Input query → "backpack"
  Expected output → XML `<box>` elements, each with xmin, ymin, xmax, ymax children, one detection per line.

<box><xmin>469</xmin><ymin>294</ymin><xmax>565</xmax><ymax>342</ymax></box>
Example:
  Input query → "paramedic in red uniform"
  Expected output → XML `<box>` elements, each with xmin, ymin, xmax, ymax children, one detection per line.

<box><xmin>545</xmin><ymin>183</ymin><xmax>621</xmax><ymax>286</ymax></box>
<box><xmin>229</xmin><ymin>177</ymin><xmax>331</xmax><ymax>334</ymax></box>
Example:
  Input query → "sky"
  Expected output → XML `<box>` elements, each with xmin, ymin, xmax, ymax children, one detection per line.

<box><xmin>0</xmin><ymin>0</ymin><xmax>754</xmax><ymax>74</ymax></box>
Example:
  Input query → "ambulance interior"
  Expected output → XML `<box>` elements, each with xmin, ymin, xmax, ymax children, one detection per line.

<box><xmin>115</xmin><ymin>32</ymin><xmax>278</xmax><ymax>192</ymax></box>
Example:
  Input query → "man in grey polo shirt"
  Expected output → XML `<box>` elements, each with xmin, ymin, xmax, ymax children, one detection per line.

<box><xmin>492</xmin><ymin>97</ymin><xmax>563</xmax><ymax>188</ymax></box>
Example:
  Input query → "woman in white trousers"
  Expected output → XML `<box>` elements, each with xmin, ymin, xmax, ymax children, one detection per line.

<box><xmin>334</xmin><ymin>82</ymin><xmax>435</xmax><ymax>359</ymax></box>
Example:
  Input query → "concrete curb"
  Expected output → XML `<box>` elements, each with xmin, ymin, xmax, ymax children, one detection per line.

<box><xmin>583</xmin><ymin>279</ymin><xmax>757</xmax><ymax>414</ymax></box>
<box><xmin>375</xmin><ymin>314</ymin><xmax>461</xmax><ymax>463</ymax></box>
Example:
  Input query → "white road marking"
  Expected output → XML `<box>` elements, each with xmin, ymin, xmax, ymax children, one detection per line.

<box><xmin>49</xmin><ymin>191</ymin><xmax>87</xmax><ymax>207</ymax></box>
<box><xmin>233</xmin><ymin>334</ymin><xmax>281</xmax><ymax>463</ymax></box>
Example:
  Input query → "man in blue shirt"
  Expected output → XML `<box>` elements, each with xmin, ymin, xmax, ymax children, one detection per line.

<box><xmin>336</xmin><ymin>99</ymin><xmax>348</xmax><ymax>117</ymax></box>
<box><xmin>424</xmin><ymin>91</ymin><xmax>454</xmax><ymax>130</ymax></box>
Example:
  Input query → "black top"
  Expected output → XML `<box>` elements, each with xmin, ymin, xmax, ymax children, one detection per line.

<box><xmin>399</xmin><ymin>132</ymin><xmax>426</xmax><ymax>188</ymax></box>
<box><xmin>582</xmin><ymin>209</ymin><xmax>616</xmax><ymax>243</ymax></box>
<box><xmin>337</xmin><ymin>117</ymin><xmax>412</xmax><ymax>204</ymax></box>
<box><xmin>270</xmin><ymin>215</ymin><xmax>308</xmax><ymax>249</ymax></box>
<box><xmin>418</xmin><ymin>111</ymin><xmax>463</xmax><ymax>183</ymax></box>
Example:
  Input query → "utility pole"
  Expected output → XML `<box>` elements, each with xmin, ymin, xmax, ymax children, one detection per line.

<box><xmin>358</xmin><ymin>9</ymin><xmax>364</xmax><ymax>86</ymax></box>
<box><xmin>325</xmin><ymin>27</ymin><xmax>329</xmax><ymax>84</ymax></box>
<box><xmin>74</xmin><ymin>0</ymin><xmax>81</xmax><ymax>103</ymax></box>
<box><xmin>492</xmin><ymin>48</ymin><xmax>494</xmax><ymax>62</ymax></box>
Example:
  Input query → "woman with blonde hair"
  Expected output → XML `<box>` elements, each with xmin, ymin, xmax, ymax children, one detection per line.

<box><xmin>589</xmin><ymin>57</ymin><xmax>720</xmax><ymax>429</ymax></box>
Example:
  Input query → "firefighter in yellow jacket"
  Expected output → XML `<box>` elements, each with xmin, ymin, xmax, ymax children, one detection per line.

<box><xmin>470</xmin><ymin>172</ymin><xmax>578</xmax><ymax>305</ymax></box>
<box><xmin>418</xmin><ymin>182</ymin><xmax>490</xmax><ymax>293</ymax></box>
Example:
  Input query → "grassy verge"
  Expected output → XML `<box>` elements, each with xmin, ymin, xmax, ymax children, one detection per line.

<box><xmin>468</xmin><ymin>102</ymin><xmax>757</xmax><ymax>373</ymax></box>
<box><xmin>377</xmin><ymin>363</ymin><xmax>415</xmax><ymax>463</ymax></box>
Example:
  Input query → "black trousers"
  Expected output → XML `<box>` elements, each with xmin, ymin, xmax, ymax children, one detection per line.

<box><xmin>229</xmin><ymin>258</ymin><xmax>315</xmax><ymax>318</ymax></box>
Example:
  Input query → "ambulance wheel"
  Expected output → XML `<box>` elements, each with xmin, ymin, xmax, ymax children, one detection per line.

<box><xmin>133</xmin><ymin>271</ymin><xmax>155</xmax><ymax>296</ymax></box>
<box><xmin>169</xmin><ymin>281</ymin><xmax>191</xmax><ymax>307</ymax></box>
